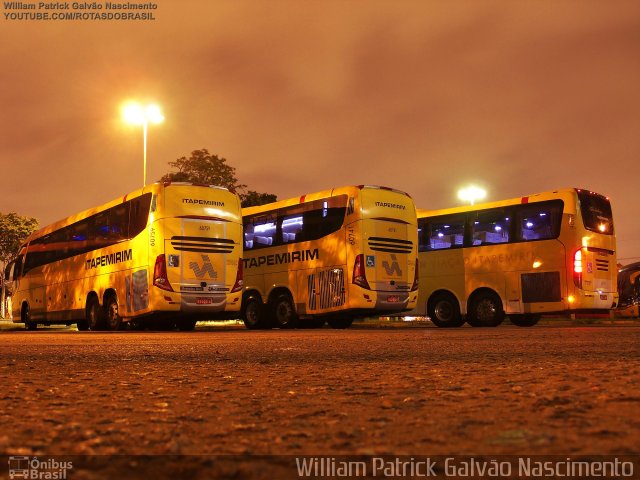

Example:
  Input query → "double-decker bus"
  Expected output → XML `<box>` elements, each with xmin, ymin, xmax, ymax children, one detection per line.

<box><xmin>241</xmin><ymin>185</ymin><xmax>419</xmax><ymax>329</ymax></box>
<box><xmin>411</xmin><ymin>188</ymin><xmax>618</xmax><ymax>327</ymax></box>
<box><xmin>5</xmin><ymin>182</ymin><xmax>243</xmax><ymax>331</ymax></box>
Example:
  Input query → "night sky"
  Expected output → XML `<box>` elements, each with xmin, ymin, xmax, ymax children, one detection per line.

<box><xmin>1</xmin><ymin>1</ymin><xmax>639</xmax><ymax>261</ymax></box>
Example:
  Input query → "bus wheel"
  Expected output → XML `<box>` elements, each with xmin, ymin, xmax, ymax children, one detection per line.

<box><xmin>467</xmin><ymin>292</ymin><xmax>505</xmax><ymax>327</ymax></box>
<box><xmin>76</xmin><ymin>320</ymin><xmax>89</xmax><ymax>331</ymax></box>
<box><xmin>22</xmin><ymin>303</ymin><xmax>37</xmax><ymax>330</ymax></box>
<box><xmin>87</xmin><ymin>297</ymin><xmax>106</xmax><ymax>331</ymax></box>
<box><xmin>176</xmin><ymin>319</ymin><xmax>197</xmax><ymax>331</ymax></box>
<box><xmin>327</xmin><ymin>318</ymin><xmax>353</xmax><ymax>329</ymax></box>
<box><xmin>242</xmin><ymin>295</ymin><xmax>267</xmax><ymax>330</ymax></box>
<box><xmin>510</xmin><ymin>314</ymin><xmax>540</xmax><ymax>327</ymax></box>
<box><xmin>270</xmin><ymin>293</ymin><xmax>298</xmax><ymax>329</ymax></box>
<box><xmin>427</xmin><ymin>293</ymin><xmax>464</xmax><ymax>328</ymax></box>
<box><xmin>105</xmin><ymin>295</ymin><xmax>122</xmax><ymax>331</ymax></box>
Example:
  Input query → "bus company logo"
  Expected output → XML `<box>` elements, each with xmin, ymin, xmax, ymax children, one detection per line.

<box><xmin>375</xmin><ymin>202</ymin><xmax>406</xmax><ymax>210</ymax></box>
<box><xmin>85</xmin><ymin>249</ymin><xmax>132</xmax><ymax>270</ymax></box>
<box><xmin>382</xmin><ymin>254</ymin><xmax>402</xmax><ymax>276</ymax></box>
<box><xmin>190</xmin><ymin>255</ymin><xmax>218</xmax><ymax>279</ymax></box>
<box><xmin>243</xmin><ymin>248</ymin><xmax>319</xmax><ymax>269</ymax></box>
<box><xmin>8</xmin><ymin>456</ymin><xmax>73</xmax><ymax>480</ymax></box>
<box><xmin>182</xmin><ymin>198</ymin><xmax>225</xmax><ymax>207</ymax></box>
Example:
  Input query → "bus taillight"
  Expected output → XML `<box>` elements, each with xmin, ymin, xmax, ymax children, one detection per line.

<box><xmin>411</xmin><ymin>258</ymin><xmax>419</xmax><ymax>291</ymax></box>
<box><xmin>153</xmin><ymin>254</ymin><xmax>174</xmax><ymax>292</ymax></box>
<box><xmin>231</xmin><ymin>258</ymin><xmax>244</xmax><ymax>293</ymax></box>
<box><xmin>352</xmin><ymin>254</ymin><xmax>370</xmax><ymax>290</ymax></box>
<box><xmin>573</xmin><ymin>249</ymin><xmax>583</xmax><ymax>288</ymax></box>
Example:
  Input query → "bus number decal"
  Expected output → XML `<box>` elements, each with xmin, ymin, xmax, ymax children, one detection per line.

<box><xmin>348</xmin><ymin>228</ymin><xmax>356</xmax><ymax>245</ymax></box>
<box><xmin>150</xmin><ymin>227</ymin><xmax>156</xmax><ymax>247</ymax></box>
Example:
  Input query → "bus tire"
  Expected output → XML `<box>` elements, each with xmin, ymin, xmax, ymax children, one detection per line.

<box><xmin>242</xmin><ymin>294</ymin><xmax>268</xmax><ymax>330</ymax></box>
<box><xmin>105</xmin><ymin>295</ymin><xmax>122</xmax><ymax>331</ymax></box>
<box><xmin>176</xmin><ymin>318</ymin><xmax>197</xmax><ymax>331</ymax></box>
<box><xmin>327</xmin><ymin>318</ymin><xmax>353</xmax><ymax>329</ymax></box>
<box><xmin>509</xmin><ymin>314</ymin><xmax>540</xmax><ymax>327</ymax></box>
<box><xmin>22</xmin><ymin>303</ymin><xmax>37</xmax><ymax>330</ymax></box>
<box><xmin>427</xmin><ymin>293</ymin><xmax>464</xmax><ymax>328</ymax></box>
<box><xmin>467</xmin><ymin>292</ymin><xmax>505</xmax><ymax>327</ymax></box>
<box><xmin>270</xmin><ymin>293</ymin><xmax>298</xmax><ymax>329</ymax></box>
<box><xmin>76</xmin><ymin>320</ymin><xmax>89</xmax><ymax>331</ymax></box>
<box><xmin>87</xmin><ymin>296</ymin><xmax>106</xmax><ymax>331</ymax></box>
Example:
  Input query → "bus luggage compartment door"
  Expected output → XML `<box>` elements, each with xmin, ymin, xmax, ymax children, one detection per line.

<box><xmin>164</xmin><ymin>219</ymin><xmax>235</xmax><ymax>312</ymax></box>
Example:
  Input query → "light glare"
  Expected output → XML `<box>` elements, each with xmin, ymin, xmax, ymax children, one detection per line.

<box><xmin>458</xmin><ymin>185</ymin><xmax>487</xmax><ymax>205</ymax></box>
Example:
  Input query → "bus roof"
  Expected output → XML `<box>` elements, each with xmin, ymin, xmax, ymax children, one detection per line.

<box><xmin>243</xmin><ymin>185</ymin><xmax>411</xmax><ymax>216</ymax></box>
<box><xmin>22</xmin><ymin>182</ymin><xmax>231</xmax><ymax>246</ymax></box>
<box><xmin>416</xmin><ymin>187</ymin><xmax>605</xmax><ymax>218</ymax></box>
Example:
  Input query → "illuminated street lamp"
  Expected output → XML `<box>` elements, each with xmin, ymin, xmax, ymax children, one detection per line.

<box><xmin>458</xmin><ymin>185</ymin><xmax>487</xmax><ymax>205</ymax></box>
<box><xmin>122</xmin><ymin>102</ymin><xmax>164</xmax><ymax>186</ymax></box>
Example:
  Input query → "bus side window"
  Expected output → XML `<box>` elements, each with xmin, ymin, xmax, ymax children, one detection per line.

<box><xmin>245</xmin><ymin>216</ymin><xmax>276</xmax><ymax>249</ymax></box>
<box><xmin>422</xmin><ymin>215</ymin><xmax>465</xmax><ymax>251</ymax></box>
<box><xmin>281</xmin><ymin>214</ymin><xmax>303</xmax><ymax>243</ymax></box>
<box><xmin>516</xmin><ymin>200</ymin><xmax>563</xmax><ymax>242</ymax></box>
<box><xmin>129</xmin><ymin>193</ymin><xmax>153</xmax><ymax>239</ymax></box>
<box><xmin>471</xmin><ymin>209</ymin><xmax>510</xmax><ymax>245</ymax></box>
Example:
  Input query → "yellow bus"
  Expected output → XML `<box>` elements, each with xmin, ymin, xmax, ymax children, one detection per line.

<box><xmin>241</xmin><ymin>185</ymin><xmax>419</xmax><ymax>329</ymax></box>
<box><xmin>412</xmin><ymin>188</ymin><xmax>619</xmax><ymax>327</ymax></box>
<box><xmin>5</xmin><ymin>182</ymin><xmax>244</xmax><ymax>331</ymax></box>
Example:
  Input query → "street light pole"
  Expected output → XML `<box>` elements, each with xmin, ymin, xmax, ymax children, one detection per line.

<box><xmin>142</xmin><ymin>119</ymin><xmax>148</xmax><ymax>187</ymax></box>
<box><xmin>122</xmin><ymin>102</ymin><xmax>164</xmax><ymax>187</ymax></box>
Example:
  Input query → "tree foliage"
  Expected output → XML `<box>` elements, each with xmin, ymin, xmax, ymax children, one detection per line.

<box><xmin>160</xmin><ymin>148</ymin><xmax>277</xmax><ymax>208</ymax></box>
<box><xmin>241</xmin><ymin>191</ymin><xmax>278</xmax><ymax>208</ymax></box>
<box><xmin>0</xmin><ymin>212</ymin><xmax>38</xmax><ymax>269</ymax></box>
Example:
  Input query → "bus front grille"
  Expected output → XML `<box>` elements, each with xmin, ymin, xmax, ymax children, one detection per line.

<box><xmin>368</xmin><ymin>236</ymin><xmax>413</xmax><ymax>254</ymax></box>
<box><xmin>171</xmin><ymin>236</ymin><xmax>235</xmax><ymax>254</ymax></box>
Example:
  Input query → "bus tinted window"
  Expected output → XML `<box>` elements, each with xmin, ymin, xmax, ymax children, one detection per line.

<box><xmin>472</xmin><ymin>209</ymin><xmax>510</xmax><ymax>245</ymax></box>
<box><xmin>516</xmin><ymin>200</ymin><xmax>563</xmax><ymax>241</ymax></box>
<box><xmin>577</xmin><ymin>190</ymin><xmax>614</xmax><ymax>235</ymax></box>
<box><xmin>419</xmin><ymin>215</ymin><xmax>465</xmax><ymax>251</ymax></box>
<box><xmin>243</xmin><ymin>195</ymin><xmax>347</xmax><ymax>249</ymax></box>
<box><xmin>281</xmin><ymin>214</ymin><xmax>303</xmax><ymax>243</ymax></box>
<box><xmin>129</xmin><ymin>193</ymin><xmax>152</xmax><ymax>238</ymax></box>
<box><xmin>22</xmin><ymin>193</ymin><xmax>152</xmax><ymax>273</ymax></box>
<box><xmin>300</xmin><ymin>200</ymin><xmax>346</xmax><ymax>241</ymax></box>
<box><xmin>244</xmin><ymin>218</ymin><xmax>276</xmax><ymax>249</ymax></box>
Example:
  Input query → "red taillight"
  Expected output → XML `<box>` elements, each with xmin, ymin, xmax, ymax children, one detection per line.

<box><xmin>231</xmin><ymin>258</ymin><xmax>244</xmax><ymax>293</ymax></box>
<box><xmin>352</xmin><ymin>254</ymin><xmax>370</xmax><ymax>290</ymax></box>
<box><xmin>153</xmin><ymin>254</ymin><xmax>174</xmax><ymax>292</ymax></box>
<box><xmin>573</xmin><ymin>249</ymin><xmax>583</xmax><ymax>288</ymax></box>
<box><xmin>411</xmin><ymin>258</ymin><xmax>419</xmax><ymax>291</ymax></box>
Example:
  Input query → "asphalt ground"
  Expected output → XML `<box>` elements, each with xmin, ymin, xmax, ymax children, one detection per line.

<box><xmin>0</xmin><ymin>322</ymin><xmax>638</xmax><ymax>479</ymax></box>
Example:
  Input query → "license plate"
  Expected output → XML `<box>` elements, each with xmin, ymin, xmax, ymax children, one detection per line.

<box><xmin>196</xmin><ymin>297</ymin><xmax>213</xmax><ymax>305</ymax></box>
<box><xmin>387</xmin><ymin>295</ymin><xmax>401</xmax><ymax>303</ymax></box>
<box><xmin>600</xmin><ymin>294</ymin><xmax>608</xmax><ymax>300</ymax></box>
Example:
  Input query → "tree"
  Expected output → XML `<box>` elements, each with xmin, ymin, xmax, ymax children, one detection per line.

<box><xmin>0</xmin><ymin>212</ymin><xmax>38</xmax><ymax>318</ymax></box>
<box><xmin>160</xmin><ymin>148</ymin><xmax>277</xmax><ymax>207</ymax></box>
<box><xmin>241</xmin><ymin>191</ymin><xmax>278</xmax><ymax>208</ymax></box>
